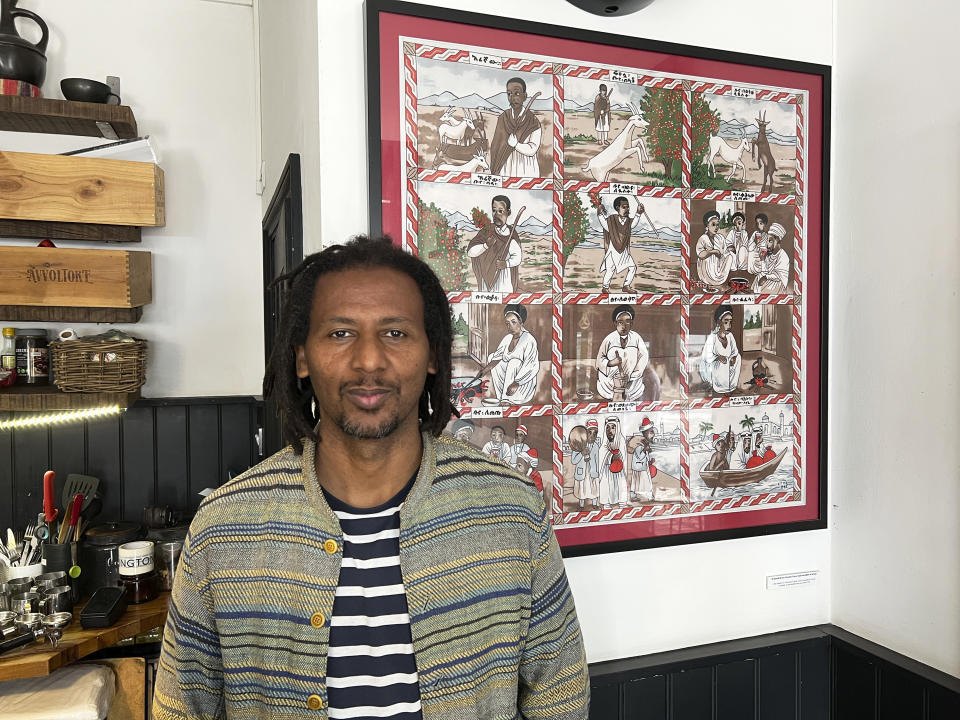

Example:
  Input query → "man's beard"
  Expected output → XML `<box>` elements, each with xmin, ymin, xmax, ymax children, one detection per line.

<box><xmin>337</xmin><ymin>412</ymin><xmax>401</xmax><ymax>440</ymax></box>
<box><xmin>334</xmin><ymin>378</ymin><xmax>404</xmax><ymax>439</ymax></box>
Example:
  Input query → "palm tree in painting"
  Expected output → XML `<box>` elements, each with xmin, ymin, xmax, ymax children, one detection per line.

<box><xmin>697</xmin><ymin>421</ymin><xmax>714</xmax><ymax>441</ymax></box>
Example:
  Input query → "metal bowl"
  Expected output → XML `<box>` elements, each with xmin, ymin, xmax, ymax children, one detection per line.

<box><xmin>0</xmin><ymin>609</ymin><xmax>17</xmax><ymax>626</ymax></box>
<box><xmin>42</xmin><ymin>612</ymin><xmax>72</xmax><ymax>630</ymax></box>
<box><xmin>15</xmin><ymin>612</ymin><xmax>44</xmax><ymax>632</ymax></box>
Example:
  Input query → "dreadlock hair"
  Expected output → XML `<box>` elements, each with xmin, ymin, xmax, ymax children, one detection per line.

<box><xmin>263</xmin><ymin>235</ymin><xmax>456</xmax><ymax>454</ymax></box>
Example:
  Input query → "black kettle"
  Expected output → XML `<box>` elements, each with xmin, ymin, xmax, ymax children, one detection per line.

<box><xmin>0</xmin><ymin>0</ymin><xmax>48</xmax><ymax>88</ymax></box>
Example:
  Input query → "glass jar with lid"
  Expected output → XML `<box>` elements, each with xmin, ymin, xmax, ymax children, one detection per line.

<box><xmin>15</xmin><ymin>328</ymin><xmax>48</xmax><ymax>385</ymax></box>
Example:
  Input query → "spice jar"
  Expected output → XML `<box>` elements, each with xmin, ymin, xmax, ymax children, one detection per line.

<box><xmin>0</xmin><ymin>327</ymin><xmax>15</xmax><ymax>388</ymax></box>
<box><xmin>118</xmin><ymin>541</ymin><xmax>158</xmax><ymax>604</ymax></box>
<box><xmin>15</xmin><ymin>329</ymin><xmax>48</xmax><ymax>385</ymax></box>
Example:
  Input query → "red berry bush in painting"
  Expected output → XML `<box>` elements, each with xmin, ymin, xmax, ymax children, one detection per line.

<box><xmin>418</xmin><ymin>199</ymin><xmax>467</xmax><ymax>290</ymax></box>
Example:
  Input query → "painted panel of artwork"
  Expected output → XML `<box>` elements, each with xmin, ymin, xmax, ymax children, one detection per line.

<box><xmin>367</xmin><ymin>1</ymin><xmax>828</xmax><ymax>554</ymax></box>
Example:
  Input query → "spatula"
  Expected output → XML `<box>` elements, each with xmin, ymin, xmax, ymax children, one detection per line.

<box><xmin>62</xmin><ymin>474</ymin><xmax>100</xmax><ymax>513</ymax></box>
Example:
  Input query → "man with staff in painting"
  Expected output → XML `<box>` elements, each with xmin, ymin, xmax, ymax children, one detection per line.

<box><xmin>594</xmin><ymin>83</ymin><xmax>612</xmax><ymax>145</ymax></box>
<box><xmin>489</xmin><ymin>76</ymin><xmax>542</xmax><ymax>177</ymax></box>
<box><xmin>593</xmin><ymin>192</ymin><xmax>662</xmax><ymax>294</ymax></box>
<box><xmin>467</xmin><ymin>194</ymin><xmax>524</xmax><ymax>292</ymax></box>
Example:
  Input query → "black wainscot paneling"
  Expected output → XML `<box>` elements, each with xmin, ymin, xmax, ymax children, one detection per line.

<box><xmin>589</xmin><ymin>625</ymin><xmax>960</xmax><ymax>720</ymax></box>
<box><xmin>826</xmin><ymin>625</ymin><xmax>960</xmax><ymax>720</ymax></box>
<box><xmin>0</xmin><ymin>396</ymin><xmax>261</xmax><ymax>531</ymax></box>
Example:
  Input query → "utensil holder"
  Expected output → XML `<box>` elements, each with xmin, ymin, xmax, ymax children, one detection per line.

<box><xmin>42</xmin><ymin>542</ymin><xmax>78</xmax><ymax>602</ymax></box>
<box><xmin>0</xmin><ymin>562</ymin><xmax>43</xmax><ymax>583</ymax></box>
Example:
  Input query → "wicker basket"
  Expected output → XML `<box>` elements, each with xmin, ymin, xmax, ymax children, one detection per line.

<box><xmin>50</xmin><ymin>338</ymin><xmax>147</xmax><ymax>392</ymax></box>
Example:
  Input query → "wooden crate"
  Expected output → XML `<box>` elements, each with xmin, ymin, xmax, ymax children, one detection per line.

<box><xmin>0</xmin><ymin>246</ymin><xmax>151</xmax><ymax>307</ymax></box>
<box><xmin>0</xmin><ymin>151</ymin><xmax>164</xmax><ymax>226</ymax></box>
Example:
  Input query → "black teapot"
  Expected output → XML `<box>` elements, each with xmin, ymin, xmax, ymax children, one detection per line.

<box><xmin>0</xmin><ymin>0</ymin><xmax>48</xmax><ymax>89</ymax></box>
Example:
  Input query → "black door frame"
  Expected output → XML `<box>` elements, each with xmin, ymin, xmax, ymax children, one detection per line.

<box><xmin>261</xmin><ymin>153</ymin><xmax>303</xmax><ymax>457</ymax></box>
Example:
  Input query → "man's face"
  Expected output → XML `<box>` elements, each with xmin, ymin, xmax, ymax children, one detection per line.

<box><xmin>605</xmin><ymin>422</ymin><xmax>616</xmax><ymax>442</ymax></box>
<box><xmin>756</xmin><ymin>218</ymin><xmax>766</xmax><ymax>232</ymax></box>
<box><xmin>616</xmin><ymin>314</ymin><xmax>632</xmax><ymax>336</ymax></box>
<box><xmin>734</xmin><ymin>216</ymin><xmax>745</xmax><ymax>231</ymax></box>
<box><xmin>295</xmin><ymin>267</ymin><xmax>436</xmax><ymax>441</ymax></box>
<box><xmin>742</xmin><ymin>437</ymin><xmax>750</xmax><ymax>451</ymax></box>
<box><xmin>491</xmin><ymin>428</ymin><xmax>504</xmax><ymax>443</ymax></box>
<box><xmin>504</xmin><ymin>313</ymin><xmax>523</xmax><ymax>336</ymax></box>
<box><xmin>644</xmin><ymin>429</ymin><xmax>655</xmax><ymax>442</ymax></box>
<box><xmin>517</xmin><ymin>458</ymin><xmax>530</xmax><ymax>474</ymax></box>
<box><xmin>707</xmin><ymin>217</ymin><xmax>720</xmax><ymax>235</ymax></box>
<box><xmin>455</xmin><ymin>428</ymin><xmax>473</xmax><ymax>442</ymax></box>
<box><xmin>515</xmin><ymin>430</ymin><xmax>527</xmax><ymax>445</ymax></box>
<box><xmin>587</xmin><ymin>428</ymin><xmax>598</xmax><ymax>443</ymax></box>
<box><xmin>616</xmin><ymin>202</ymin><xmax>629</xmax><ymax>218</ymax></box>
<box><xmin>506</xmin><ymin>81</ymin><xmax>526</xmax><ymax>111</ymax></box>
<box><xmin>766</xmin><ymin>234</ymin><xmax>781</xmax><ymax>254</ymax></box>
<box><xmin>491</xmin><ymin>200</ymin><xmax>510</xmax><ymax>227</ymax></box>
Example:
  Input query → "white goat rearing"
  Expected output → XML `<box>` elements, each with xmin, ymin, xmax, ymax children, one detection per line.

<box><xmin>580</xmin><ymin>103</ymin><xmax>651</xmax><ymax>182</ymax></box>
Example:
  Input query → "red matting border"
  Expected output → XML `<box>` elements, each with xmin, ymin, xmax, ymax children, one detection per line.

<box><xmin>375</xmin><ymin>11</ymin><xmax>824</xmax><ymax>548</ymax></box>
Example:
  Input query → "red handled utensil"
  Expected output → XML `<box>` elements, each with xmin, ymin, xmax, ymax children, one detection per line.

<box><xmin>39</xmin><ymin>470</ymin><xmax>57</xmax><ymax>541</ymax></box>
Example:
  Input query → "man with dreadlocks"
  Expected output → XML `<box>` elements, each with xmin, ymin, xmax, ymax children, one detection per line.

<box><xmin>153</xmin><ymin>236</ymin><xmax>588</xmax><ymax>720</ymax></box>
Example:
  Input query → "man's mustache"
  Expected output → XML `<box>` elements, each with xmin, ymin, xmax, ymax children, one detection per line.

<box><xmin>339</xmin><ymin>378</ymin><xmax>400</xmax><ymax>393</ymax></box>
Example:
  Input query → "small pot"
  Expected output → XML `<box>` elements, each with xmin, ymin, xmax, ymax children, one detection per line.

<box><xmin>41</xmin><ymin>586</ymin><xmax>73</xmax><ymax>614</ymax></box>
<box><xmin>35</xmin><ymin>570</ymin><xmax>67</xmax><ymax>587</ymax></box>
<box><xmin>11</xmin><ymin>591</ymin><xmax>40</xmax><ymax>615</ymax></box>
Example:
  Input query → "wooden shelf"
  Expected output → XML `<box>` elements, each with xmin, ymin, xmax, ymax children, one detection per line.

<box><xmin>0</xmin><ymin>95</ymin><xmax>137</xmax><ymax>139</ymax></box>
<box><xmin>0</xmin><ymin>385</ymin><xmax>140</xmax><ymax>412</ymax></box>
<box><xmin>0</xmin><ymin>218</ymin><xmax>140</xmax><ymax>243</ymax></box>
<box><xmin>0</xmin><ymin>306</ymin><xmax>143</xmax><ymax>323</ymax></box>
<box><xmin>0</xmin><ymin>592</ymin><xmax>167</xmax><ymax>682</ymax></box>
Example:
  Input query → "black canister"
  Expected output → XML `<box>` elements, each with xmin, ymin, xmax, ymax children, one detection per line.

<box><xmin>79</xmin><ymin>521</ymin><xmax>145</xmax><ymax>598</ymax></box>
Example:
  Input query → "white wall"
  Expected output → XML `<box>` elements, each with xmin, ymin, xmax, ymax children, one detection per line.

<box><xmin>313</xmin><ymin>0</ymin><xmax>833</xmax><ymax>662</ymax></box>
<box><xmin>831</xmin><ymin>0</ymin><xmax>960</xmax><ymax>677</ymax></box>
<box><xmin>258</xmin><ymin>0</ymin><xmax>322</xmax><ymax>248</ymax></box>
<box><xmin>0</xmin><ymin>0</ymin><xmax>264</xmax><ymax>397</ymax></box>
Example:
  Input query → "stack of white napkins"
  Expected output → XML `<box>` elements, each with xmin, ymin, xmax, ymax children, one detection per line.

<box><xmin>0</xmin><ymin>664</ymin><xmax>115</xmax><ymax>720</ymax></box>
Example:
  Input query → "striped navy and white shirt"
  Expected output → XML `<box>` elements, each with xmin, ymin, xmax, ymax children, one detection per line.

<box><xmin>323</xmin><ymin>475</ymin><xmax>423</xmax><ymax>720</ymax></box>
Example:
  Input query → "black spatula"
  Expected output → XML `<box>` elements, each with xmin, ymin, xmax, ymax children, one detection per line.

<box><xmin>62</xmin><ymin>473</ymin><xmax>100</xmax><ymax>513</ymax></box>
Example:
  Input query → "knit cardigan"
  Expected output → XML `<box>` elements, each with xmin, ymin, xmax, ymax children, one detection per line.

<box><xmin>152</xmin><ymin>431</ymin><xmax>589</xmax><ymax>719</ymax></box>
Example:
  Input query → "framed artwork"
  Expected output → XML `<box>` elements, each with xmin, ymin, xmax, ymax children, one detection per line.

<box><xmin>366</xmin><ymin>0</ymin><xmax>829</xmax><ymax>555</ymax></box>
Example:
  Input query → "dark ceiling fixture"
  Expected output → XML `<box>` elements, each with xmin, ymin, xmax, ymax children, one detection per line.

<box><xmin>564</xmin><ymin>0</ymin><xmax>656</xmax><ymax>16</ymax></box>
